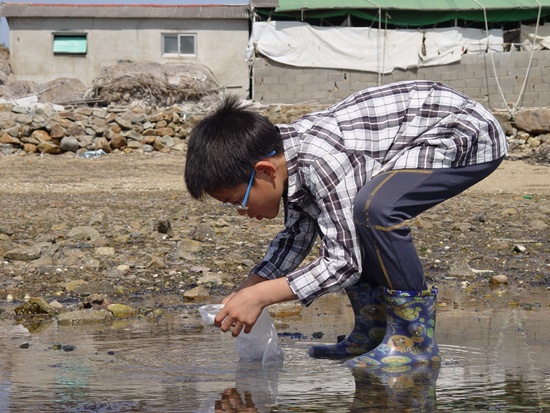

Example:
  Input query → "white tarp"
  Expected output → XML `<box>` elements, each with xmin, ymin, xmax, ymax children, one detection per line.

<box><xmin>247</xmin><ymin>21</ymin><xmax>504</xmax><ymax>73</ymax></box>
<box><xmin>247</xmin><ymin>21</ymin><xmax>423</xmax><ymax>74</ymax></box>
<box><xmin>520</xmin><ymin>23</ymin><xmax>550</xmax><ymax>50</ymax></box>
<box><xmin>460</xmin><ymin>27</ymin><xmax>504</xmax><ymax>53</ymax></box>
<box><xmin>421</xmin><ymin>27</ymin><xmax>504</xmax><ymax>66</ymax></box>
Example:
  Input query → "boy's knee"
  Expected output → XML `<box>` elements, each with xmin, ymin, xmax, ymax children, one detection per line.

<box><xmin>353</xmin><ymin>194</ymin><xmax>386</xmax><ymax>228</ymax></box>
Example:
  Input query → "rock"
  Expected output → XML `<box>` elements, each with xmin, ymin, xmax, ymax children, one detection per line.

<box><xmin>189</xmin><ymin>224</ymin><xmax>214</xmax><ymax>242</ymax></box>
<box><xmin>82</xmin><ymin>293</ymin><xmax>110</xmax><ymax>310</ymax></box>
<box><xmin>65</xmin><ymin>279</ymin><xmax>88</xmax><ymax>292</ymax></box>
<box><xmin>31</xmin><ymin>129</ymin><xmax>51</xmax><ymax>142</ymax></box>
<box><xmin>530</xmin><ymin>219</ymin><xmax>547</xmax><ymax>230</ymax></box>
<box><xmin>127</xmin><ymin>140</ymin><xmax>142</xmax><ymax>150</ymax></box>
<box><xmin>0</xmin><ymin>233</ymin><xmax>15</xmax><ymax>256</ymax></box>
<box><xmin>67</xmin><ymin>226</ymin><xmax>101</xmax><ymax>241</ymax></box>
<box><xmin>115</xmin><ymin>116</ymin><xmax>133</xmax><ymax>130</ymax></box>
<box><xmin>23</xmin><ymin>143</ymin><xmax>37</xmax><ymax>153</ymax></box>
<box><xmin>0</xmin><ymin>132</ymin><xmax>20</xmax><ymax>145</ymax></box>
<box><xmin>502</xmin><ymin>208</ymin><xmax>518</xmax><ymax>216</ymax></box>
<box><xmin>514</xmin><ymin>108</ymin><xmax>550</xmax><ymax>134</ymax></box>
<box><xmin>107</xmin><ymin>303</ymin><xmax>137</xmax><ymax>318</ymax></box>
<box><xmin>196</xmin><ymin>272</ymin><xmax>232</xmax><ymax>286</ymax></box>
<box><xmin>176</xmin><ymin>239</ymin><xmax>203</xmax><ymax>255</ymax></box>
<box><xmin>95</xmin><ymin>247</ymin><xmax>115</xmax><ymax>255</ymax></box>
<box><xmin>183</xmin><ymin>285</ymin><xmax>211</xmax><ymax>302</ymax></box>
<box><xmin>57</xmin><ymin>309</ymin><xmax>114</xmax><ymax>325</ymax></box>
<box><xmin>147</xmin><ymin>256</ymin><xmax>165</xmax><ymax>269</ymax></box>
<box><xmin>14</xmin><ymin>297</ymin><xmax>59</xmax><ymax>316</ymax></box>
<box><xmin>37</xmin><ymin>141</ymin><xmax>62</xmax><ymax>154</ymax></box>
<box><xmin>94</xmin><ymin>137</ymin><xmax>112</xmax><ymax>153</ymax></box>
<box><xmin>109</xmin><ymin>133</ymin><xmax>127</xmax><ymax>150</ymax></box>
<box><xmin>115</xmin><ymin>264</ymin><xmax>131</xmax><ymax>274</ymax></box>
<box><xmin>50</xmin><ymin>124</ymin><xmax>65</xmax><ymax>139</ymax></box>
<box><xmin>49</xmin><ymin>300</ymin><xmax>64</xmax><ymax>310</ymax></box>
<box><xmin>448</xmin><ymin>260</ymin><xmax>475</xmax><ymax>278</ymax></box>
<box><xmin>156</xmin><ymin>127</ymin><xmax>174</xmax><ymax>137</ymax></box>
<box><xmin>51</xmin><ymin>343</ymin><xmax>77</xmax><ymax>352</ymax></box>
<box><xmin>492</xmin><ymin>110</ymin><xmax>514</xmax><ymax>135</ymax></box>
<box><xmin>154</xmin><ymin>218</ymin><xmax>174</xmax><ymax>236</ymax></box>
<box><xmin>512</xmin><ymin>244</ymin><xmax>527</xmax><ymax>253</ymax></box>
<box><xmin>72</xmin><ymin>280</ymin><xmax>116</xmax><ymax>296</ymax></box>
<box><xmin>4</xmin><ymin>244</ymin><xmax>42</xmax><ymax>261</ymax></box>
<box><xmin>60</xmin><ymin>136</ymin><xmax>80</xmax><ymax>152</ymax></box>
<box><xmin>489</xmin><ymin>274</ymin><xmax>509</xmax><ymax>286</ymax></box>
<box><xmin>268</xmin><ymin>302</ymin><xmax>303</xmax><ymax>317</ymax></box>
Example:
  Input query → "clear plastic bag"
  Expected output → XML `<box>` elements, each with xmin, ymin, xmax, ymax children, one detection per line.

<box><xmin>199</xmin><ymin>304</ymin><xmax>284</xmax><ymax>366</ymax></box>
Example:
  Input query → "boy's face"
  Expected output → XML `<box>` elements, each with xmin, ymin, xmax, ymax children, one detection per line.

<box><xmin>208</xmin><ymin>157</ymin><xmax>286</xmax><ymax>220</ymax></box>
<box><xmin>209</xmin><ymin>179</ymin><xmax>282</xmax><ymax>220</ymax></box>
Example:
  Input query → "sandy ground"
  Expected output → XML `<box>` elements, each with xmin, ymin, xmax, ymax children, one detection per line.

<box><xmin>0</xmin><ymin>152</ymin><xmax>547</xmax><ymax>196</ymax></box>
<box><xmin>469</xmin><ymin>159</ymin><xmax>550</xmax><ymax>195</ymax></box>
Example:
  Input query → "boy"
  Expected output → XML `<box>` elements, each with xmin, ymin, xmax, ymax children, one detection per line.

<box><xmin>184</xmin><ymin>80</ymin><xmax>507</xmax><ymax>368</ymax></box>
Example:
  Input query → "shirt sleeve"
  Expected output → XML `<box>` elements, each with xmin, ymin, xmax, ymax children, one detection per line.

<box><xmin>285</xmin><ymin>158</ymin><xmax>364</xmax><ymax>306</ymax></box>
<box><xmin>250</xmin><ymin>202</ymin><xmax>319</xmax><ymax>284</ymax></box>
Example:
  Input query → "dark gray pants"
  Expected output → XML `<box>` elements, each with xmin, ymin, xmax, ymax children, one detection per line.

<box><xmin>353</xmin><ymin>157</ymin><xmax>504</xmax><ymax>291</ymax></box>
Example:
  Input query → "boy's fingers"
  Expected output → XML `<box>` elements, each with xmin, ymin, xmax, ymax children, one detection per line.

<box><xmin>214</xmin><ymin>308</ymin><xmax>228</xmax><ymax>327</ymax></box>
<box><xmin>220</xmin><ymin>317</ymin><xmax>233</xmax><ymax>332</ymax></box>
<box><xmin>231</xmin><ymin>322</ymin><xmax>243</xmax><ymax>337</ymax></box>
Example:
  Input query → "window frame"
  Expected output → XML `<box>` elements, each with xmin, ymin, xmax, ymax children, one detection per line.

<box><xmin>52</xmin><ymin>32</ymin><xmax>88</xmax><ymax>56</ymax></box>
<box><xmin>162</xmin><ymin>33</ymin><xmax>197</xmax><ymax>57</ymax></box>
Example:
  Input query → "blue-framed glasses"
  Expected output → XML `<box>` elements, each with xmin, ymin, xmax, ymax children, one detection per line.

<box><xmin>221</xmin><ymin>150</ymin><xmax>277</xmax><ymax>211</ymax></box>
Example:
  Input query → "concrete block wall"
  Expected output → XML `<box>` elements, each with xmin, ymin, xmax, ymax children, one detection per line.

<box><xmin>252</xmin><ymin>50</ymin><xmax>550</xmax><ymax>110</ymax></box>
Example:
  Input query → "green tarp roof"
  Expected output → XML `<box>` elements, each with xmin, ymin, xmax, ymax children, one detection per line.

<box><xmin>272</xmin><ymin>0</ymin><xmax>550</xmax><ymax>25</ymax></box>
<box><xmin>276</xmin><ymin>0</ymin><xmax>550</xmax><ymax>11</ymax></box>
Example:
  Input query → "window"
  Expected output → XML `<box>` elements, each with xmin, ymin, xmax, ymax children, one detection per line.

<box><xmin>162</xmin><ymin>33</ymin><xmax>196</xmax><ymax>56</ymax></box>
<box><xmin>53</xmin><ymin>34</ymin><xmax>87</xmax><ymax>55</ymax></box>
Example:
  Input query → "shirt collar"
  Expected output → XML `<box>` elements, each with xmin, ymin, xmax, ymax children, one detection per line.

<box><xmin>277</xmin><ymin>124</ymin><xmax>301</xmax><ymax>202</ymax></box>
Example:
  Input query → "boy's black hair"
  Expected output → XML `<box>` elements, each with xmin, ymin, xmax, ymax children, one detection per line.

<box><xmin>184</xmin><ymin>95</ymin><xmax>283</xmax><ymax>200</ymax></box>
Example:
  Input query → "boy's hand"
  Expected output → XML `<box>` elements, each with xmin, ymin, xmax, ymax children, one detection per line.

<box><xmin>215</xmin><ymin>286</ymin><xmax>263</xmax><ymax>337</ymax></box>
<box><xmin>214</xmin><ymin>277</ymin><xmax>298</xmax><ymax>337</ymax></box>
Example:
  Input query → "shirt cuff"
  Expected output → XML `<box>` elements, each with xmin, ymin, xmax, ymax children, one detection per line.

<box><xmin>287</xmin><ymin>269</ymin><xmax>320</xmax><ymax>306</ymax></box>
<box><xmin>250</xmin><ymin>260</ymin><xmax>282</xmax><ymax>280</ymax></box>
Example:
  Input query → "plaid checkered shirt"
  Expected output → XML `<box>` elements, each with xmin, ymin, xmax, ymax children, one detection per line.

<box><xmin>251</xmin><ymin>80</ymin><xmax>508</xmax><ymax>306</ymax></box>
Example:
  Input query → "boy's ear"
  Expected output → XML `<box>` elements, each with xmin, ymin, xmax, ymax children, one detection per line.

<box><xmin>254</xmin><ymin>160</ymin><xmax>277</xmax><ymax>178</ymax></box>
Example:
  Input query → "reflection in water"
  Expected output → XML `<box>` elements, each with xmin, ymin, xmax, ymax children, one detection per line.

<box><xmin>205</xmin><ymin>362</ymin><xmax>440</xmax><ymax>413</ymax></box>
<box><xmin>351</xmin><ymin>364</ymin><xmax>440</xmax><ymax>413</ymax></box>
<box><xmin>199</xmin><ymin>362</ymin><xmax>281</xmax><ymax>413</ymax></box>
<box><xmin>52</xmin><ymin>357</ymin><xmax>91</xmax><ymax>407</ymax></box>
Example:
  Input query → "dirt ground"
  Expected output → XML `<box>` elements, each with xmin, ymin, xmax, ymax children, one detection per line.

<box><xmin>0</xmin><ymin>152</ymin><xmax>548</xmax><ymax>309</ymax></box>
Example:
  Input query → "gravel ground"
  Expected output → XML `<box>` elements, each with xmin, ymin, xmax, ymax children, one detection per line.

<box><xmin>0</xmin><ymin>152</ymin><xmax>548</xmax><ymax>315</ymax></box>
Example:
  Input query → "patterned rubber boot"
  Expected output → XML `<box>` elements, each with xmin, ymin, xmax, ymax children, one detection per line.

<box><xmin>308</xmin><ymin>283</ymin><xmax>386</xmax><ymax>359</ymax></box>
<box><xmin>344</xmin><ymin>286</ymin><xmax>440</xmax><ymax>368</ymax></box>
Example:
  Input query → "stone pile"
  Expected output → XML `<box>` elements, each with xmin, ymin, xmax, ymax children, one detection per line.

<box><xmin>492</xmin><ymin>108</ymin><xmax>550</xmax><ymax>163</ymax></box>
<box><xmin>0</xmin><ymin>103</ymin><xmax>198</xmax><ymax>156</ymax></box>
<box><xmin>0</xmin><ymin>101</ymin><xmax>549</xmax><ymax>163</ymax></box>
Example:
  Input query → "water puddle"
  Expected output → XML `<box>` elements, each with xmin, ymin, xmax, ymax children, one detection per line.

<box><xmin>0</xmin><ymin>286</ymin><xmax>549</xmax><ymax>412</ymax></box>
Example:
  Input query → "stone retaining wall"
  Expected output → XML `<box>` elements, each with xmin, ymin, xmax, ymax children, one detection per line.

<box><xmin>0</xmin><ymin>102</ymin><xmax>549</xmax><ymax>163</ymax></box>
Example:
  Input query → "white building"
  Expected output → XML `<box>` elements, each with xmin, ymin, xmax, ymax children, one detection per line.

<box><xmin>0</xmin><ymin>3</ymin><xmax>251</xmax><ymax>97</ymax></box>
